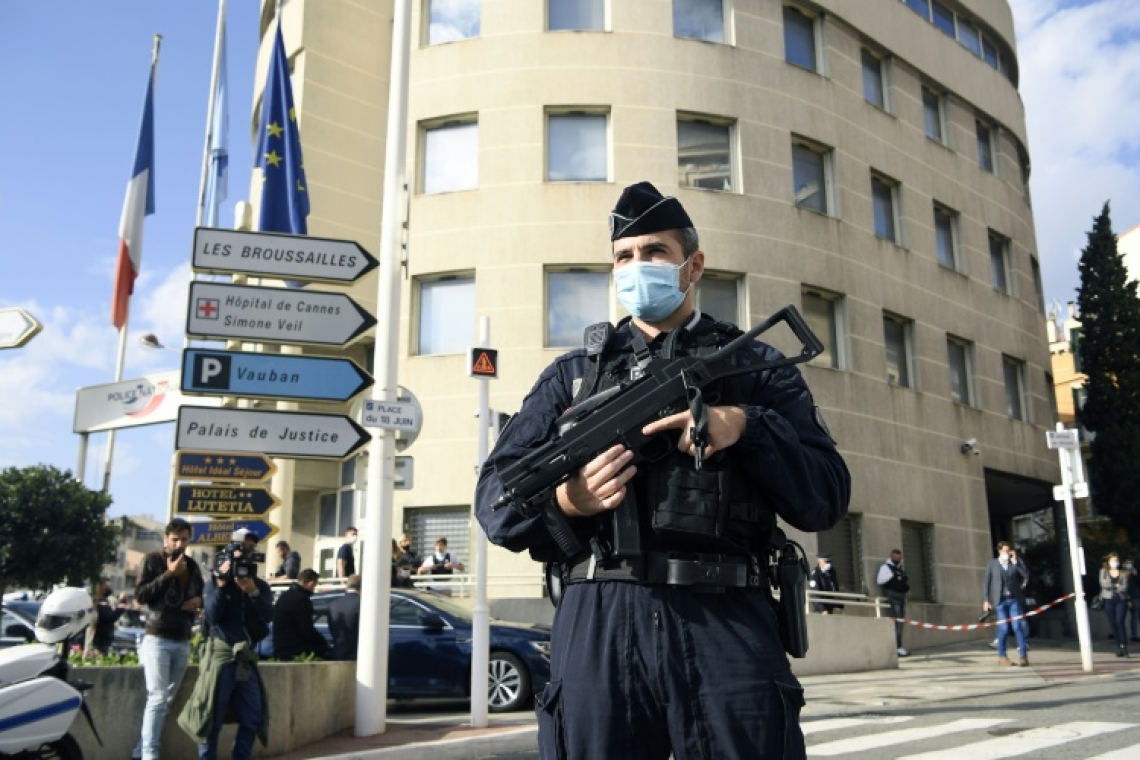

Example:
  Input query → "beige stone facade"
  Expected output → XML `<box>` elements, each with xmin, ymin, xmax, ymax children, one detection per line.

<box><xmin>247</xmin><ymin>0</ymin><xmax>1057</xmax><ymax>628</ymax></box>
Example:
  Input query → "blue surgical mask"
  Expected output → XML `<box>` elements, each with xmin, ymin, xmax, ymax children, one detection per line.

<box><xmin>614</xmin><ymin>259</ymin><xmax>693</xmax><ymax>322</ymax></box>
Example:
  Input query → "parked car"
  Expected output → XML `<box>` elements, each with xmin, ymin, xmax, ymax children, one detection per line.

<box><xmin>0</xmin><ymin>600</ymin><xmax>142</xmax><ymax>654</ymax></box>
<box><xmin>257</xmin><ymin>588</ymin><xmax>551</xmax><ymax>712</ymax></box>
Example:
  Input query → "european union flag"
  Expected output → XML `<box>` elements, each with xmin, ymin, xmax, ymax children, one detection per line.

<box><xmin>256</xmin><ymin>21</ymin><xmax>308</xmax><ymax>236</ymax></box>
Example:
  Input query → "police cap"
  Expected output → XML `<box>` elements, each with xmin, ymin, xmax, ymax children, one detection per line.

<box><xmin>609</xmin><ymin>181</ymin><xmax>693</xmax><ymax>242</ymax></box>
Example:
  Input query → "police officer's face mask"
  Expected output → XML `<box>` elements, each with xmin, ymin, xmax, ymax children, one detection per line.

<box><xmin>614</xmin><ymin>257</ymin><xmax>693</xmax><ymax>323</ymax></box>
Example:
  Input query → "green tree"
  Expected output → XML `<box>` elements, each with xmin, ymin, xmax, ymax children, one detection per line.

<box><xmin>0</xmin><ymin>465</ymin><xmax>118</xmax><ymax>598</ymax></box>
<box><xmin>1075</xmin><ymin>202</ymin><xmax>1140</xmax><ymax>543</ymax></box>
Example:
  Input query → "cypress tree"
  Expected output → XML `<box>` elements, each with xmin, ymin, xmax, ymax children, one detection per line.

<box><xmin>1075</xmin><ymin>202</ymin><xmax>1140</xmax><ymax>543</ymax></box>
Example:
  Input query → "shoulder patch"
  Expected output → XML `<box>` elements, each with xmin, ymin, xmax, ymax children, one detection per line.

<box><xmin>813</xmin><ymin>406</ymin><xmax>834</xmax><ymax>441</ymax></box>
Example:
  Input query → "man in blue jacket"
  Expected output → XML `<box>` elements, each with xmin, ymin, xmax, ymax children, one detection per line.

<box><xmin>475</xmin><ymin>182</ymin><xmax>850</xmax><ymax>759</ymax></box>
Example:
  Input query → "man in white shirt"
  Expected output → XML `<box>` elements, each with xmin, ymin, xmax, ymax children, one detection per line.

<box><xmin>418</xmin><ymin>537</ymin><xmax>465</xmax><ymax>596</ymax></box>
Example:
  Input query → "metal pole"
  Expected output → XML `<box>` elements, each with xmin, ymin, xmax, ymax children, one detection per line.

<box><xmin>196</xmin><ymin>0</ymin><xmax>226</xmax><ymax>229</ymax></box>
<box><xmin>1057</xmin><ymin>422</ymin><xmax>1094</xmax><ymax>672</ymax></box>
<box><xmin>76</xmin><ymin>433</ymin><xmax>88</xmax><ymax>483</ymax></box>
<box><xmin>102</xmin><ymin>315</ymin><xmax>131</xmax><ymax>494</ymax></box>
<box><xmin>471</xmin><ymin>317</ymin><xmax>490</xmax><ymax>727</ymax></box>
<box><xmin>356</xmin><ymin>0</ymin><xmax>411</xmax><ymax>738</ymax></box>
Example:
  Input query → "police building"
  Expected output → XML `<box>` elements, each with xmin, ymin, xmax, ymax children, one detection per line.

<box><xmin>242</xmin><ymin>0</ymin><xmax>1057</xmax><ymax>645</ymax></box>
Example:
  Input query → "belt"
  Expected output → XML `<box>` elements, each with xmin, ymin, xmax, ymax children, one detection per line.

<box><xmin>563</xmin><ymin>551</ymin><xmax>763</xmax><ymax>590</ymax></box>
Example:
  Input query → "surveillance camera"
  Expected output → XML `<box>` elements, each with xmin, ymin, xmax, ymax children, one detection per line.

<box><xmin>960</xmin><ymin>438</ymin><xmax>980</xmax><ymax>456</ymax></box>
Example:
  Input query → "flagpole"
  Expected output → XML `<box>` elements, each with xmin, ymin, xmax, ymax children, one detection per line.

<box><xmin>196</xmin><ymin>0</ymin><xmax>226</xmax><ymax>228</ymax></box>
<box><xmin>103</xmin><ymin>34</ymin><xmax>162</xmax><ymax>496</ymax></box>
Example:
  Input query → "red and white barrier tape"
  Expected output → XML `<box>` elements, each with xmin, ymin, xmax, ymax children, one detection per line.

<box><xmin>890</xmin><ymin>593</ymin><xmax>1077</xmax><ymax>631</ymax></box>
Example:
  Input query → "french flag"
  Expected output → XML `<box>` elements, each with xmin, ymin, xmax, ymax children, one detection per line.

<box><xmin>111</xmin><ymin>63</ymin><xmax>156</xmax><ymax>330</ymax></box>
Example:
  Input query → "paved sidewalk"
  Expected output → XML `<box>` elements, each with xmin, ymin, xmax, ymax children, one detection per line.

<box><xmin>280</xmin><ymin>637</ymin><xmax>1140</xmax><ymax>759</ymax></box>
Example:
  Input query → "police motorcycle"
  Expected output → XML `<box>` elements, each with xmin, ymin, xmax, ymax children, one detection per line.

<box><xmin>0</xmin><ymin>588</ymin><xmax>103</xmax><ymax>759</ymax></box>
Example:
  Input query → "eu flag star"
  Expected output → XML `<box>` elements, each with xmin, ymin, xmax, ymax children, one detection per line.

<box><xmin>265</xmin><ymin>150</ymin><xmax>282</xmax><ymax>167</ymax></box>
<box><xmin>296</xmin><ymin>179</ymin><xmax>306</xmax><ymax>192</ymax></box>
<box><xmin>289</xmin><ymin>106</ymin><xmax>297</xmax><ymax>122</ymax></box>
<box><xmin>267</xmin><ymin>121</ymin><xmax>284</xmax><ymax>139</ymax></box>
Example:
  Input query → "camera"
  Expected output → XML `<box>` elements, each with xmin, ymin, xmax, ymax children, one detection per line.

<box><xmin>215</xmin><ymin>542</ymin><xmax>266</xmax><ymax>580</ymax></box>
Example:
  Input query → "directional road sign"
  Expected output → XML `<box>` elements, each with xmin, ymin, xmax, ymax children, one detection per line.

<box><xmin>175</xmin><ymin>484</ymin><xmax>280</xmax><ymax>517</ymax></box>
<box><xmin>0</xmin><ymin>307</ymin><xmax>43</xmax><ymax>350</ymax></box>
<box><xmin>186</xmin><ymin>281</ymin><xmax>377</xmax><ymax>347</ymax></box>
<box><xmin>175</xmin><ymin>451</ymin><xmax>277</xmax><ymax>482</ymax></box>
<box><xmin>192</xmin><ymin>227</ymin><xmax>378</xmax><ymax>284</ymax></box>
<box><xmin>188</xmin><ymin>519</ymin><xmax>279</xmax><ymax>546</ymax></box>
<box><xmin>182</xmin><ymin>348</ymin><xmax>373</xmax><ymax>403</ymax></box>
<box><xmin>176</xmin><ymin>406</ymin><xmax>371</xmax><ymax>460</ymax></box>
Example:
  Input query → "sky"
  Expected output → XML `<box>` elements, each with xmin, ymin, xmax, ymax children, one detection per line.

<box><xmin>2</xmin><ymin>1</ymin><xmax>1139</xmax><ymax>522</ymax></box>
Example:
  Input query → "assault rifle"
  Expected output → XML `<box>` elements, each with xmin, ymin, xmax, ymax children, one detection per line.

<box><xmin>491</xmin><ymin>305</ymin><xmax>824</xmax><ymax>559</ymax></box>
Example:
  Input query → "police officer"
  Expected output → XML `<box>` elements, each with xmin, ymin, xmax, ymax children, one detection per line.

<box><xmin>810</xmin><ymin>554</ymin><xmax>840</xmax><ymax>614</ymax></box>
<box><xmin>475</xmin><ymin>182</ymin><xmax>850</xmax><ymax>759</ymax></box>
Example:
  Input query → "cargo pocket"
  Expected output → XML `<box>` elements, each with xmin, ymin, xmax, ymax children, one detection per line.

<box><xmin>535</xmin><ymin>679</ymin><xmax>567</xmax><ymax>760</ymax></box>
<box><xmin>775</xmin><ymin>680</ymin><xmax>807</xmax><ymax>760</ymax></box>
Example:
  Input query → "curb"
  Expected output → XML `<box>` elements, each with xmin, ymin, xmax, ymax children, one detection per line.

<box><xmin>315</xmin><ymin>726</ymin><xmax>539</xmax><ymax>759</ymax></box>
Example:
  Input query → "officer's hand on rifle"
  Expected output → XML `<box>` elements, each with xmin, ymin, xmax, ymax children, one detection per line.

<box><xmin>557</xmin><ymin>444</ymin><xmax>637</xmax><ymax>517</ymax></box>
<box><xmin>642</xmin><ymin>405</ymin><xmax>746</xmax><ymax>459</ymax></box>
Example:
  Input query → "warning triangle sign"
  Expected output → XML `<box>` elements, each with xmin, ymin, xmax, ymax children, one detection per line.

<box><xmin>469</xmin><ymin>348</ymin><xmax>498</xmax><ymax>378</ymax></box>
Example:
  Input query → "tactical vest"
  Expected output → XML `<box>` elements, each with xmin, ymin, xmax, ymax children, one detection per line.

<box><xmin>568</xmin><ymin>316</ymin><xmax>776</xmax><ymax>560</ymax></box>
<box><xmin>881</xmin><ymin>563</ymin><xmax>910</xmax><ymax>594</ymax></box>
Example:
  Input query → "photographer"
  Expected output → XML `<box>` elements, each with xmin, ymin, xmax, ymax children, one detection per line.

<box><xmin>178</xmin><ymin>540</ymin><xmax>272</xmax><ymax>760</ymax></box>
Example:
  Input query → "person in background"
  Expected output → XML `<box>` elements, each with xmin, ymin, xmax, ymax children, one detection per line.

<box><xmin>810</xmin><ymin>554</ymin><xmax>839</xmax><ymax>614</ymax></box>
<box><xmin>1125</xmin><ymin>557</ymin><xmax>1139</xmax><ymax>644</ymax></box>
<box><xmin>336</xmin><ymin>527</ymin><xmax>358</xmax><ymax>579</ymax></box>
<box><xmin>877</xmin><ymin>549</ymin><xmax>910</xmax><ymax>657</ymax></box>
<box><xmin>272</xmin><ymin>540</ymin><xmax>301</xmax><ymax>580</ymax></box>
<box><xmin>272</xmin><ymin>569</ymin><xmax>331</xmax><ymax>661</ymax></box>
<box><xmin>983</xmin><ymin>541</ymin><xmax>1030</xmax><ymax>667</ymax></box>
<box><xmin>418</xmin><ymin>537</ymin><xmax>465</xmax><ymax>596</ymax></box>
<box><xmin>1099</xmin><ymin>552</ymin><xmax>1131</xmax><ymax>658</ymax></box>
<box><xmin>395</xmin><ymin>534</ymin><xmax>421</xmax><ymax>588</ymax></box>
<box><xmin>91</xmin><ymin>578</ymin><xmax>124</xmax><ymax>655</ymax></box>
<box><xmin>329</xmin><ymin>574</ymin><xmax>362</xmax><ymax>661</ymax></box>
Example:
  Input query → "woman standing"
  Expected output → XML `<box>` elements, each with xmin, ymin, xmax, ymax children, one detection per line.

<box><xmin>1100</xmin><ymin>552</ymin><xmax>1131</xmax><ymax>657</ymax></box>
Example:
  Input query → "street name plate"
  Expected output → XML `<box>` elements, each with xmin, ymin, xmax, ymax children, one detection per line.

<box><xmin>1046</xmin><ymin>429</ymin><xmax>1080</xmax><ymax>449</ymax></box>
<box><xmin>186</xmin><ymin>281</ymin><xmax>376</xmax><ymax>347</ymax></box>
<box><xmin>362</xmin><ymin>400</ymin><xmax>420</xmax><ymax>432</ymax></box>
<box><xmin>176</xmin><ymin>406</ymin><xmax>371</xmax><ymax>460</ymax></box>
<box><xmin>192</xmin><ymin>227</ymin><xmax>378</xmax><ymax>284</ymax></box>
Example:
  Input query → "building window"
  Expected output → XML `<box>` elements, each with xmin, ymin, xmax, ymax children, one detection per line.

<box><xmin>319</xmin><ymin>457</ymin><xmax>361</xmax><ymax>538</ymax></box>
<box><xmin>957</xmin><ymin>20</ymin><xmax>981</xmax><ymax>56</ymax></box>
<box><xmin>982</xmin><ymin>36</ymin><xmax>999</xmax><ymax>67</ymax></box>
<box><xmin>792</xmin><ymin>139</ymin><xmax>831</xmax><ymax>214</ymax></box>
<box><xmin>989</xmin><ymin>231</ymin><xmax>1011</xmax><ymax>294</ymax></box>
<box><xmin>1070</xmin><ymin>327</ymin><xmax>1083</xmax><ymax>373</ymax></box>
<box><xmin>1019</xmin><ymin>150</ymin><xmax>1032</xmax><ymax>201</ymax></box>
<box><xmin>403</xmin><ymin>506</ymin><xmax>470</xmax><ymax>573</ymax></box>
<box><xmin>1003</xmin><ymin>355</ymin><xmax>1026</xmax><ymax>421</ymax></box>
<box><xmin>549</xmin><ymin>0</ymin><xmax>605</xmax><ymax>31</ymax></box>
<box><xmin>783</xmin><ymin>5</ymin><xmax>818</xmax><ymax>73</ymax></box>
<box><xmin>871</xmin><ymin>172</ymin><xmax>899</xmax><ymax>243</ymax></box>
<box><xmin>946</xmin><ymin>335</ymin><xmax>973</xmax><ymax>405</ymax></box>
<box><xmin>803</xmin><ymin>287</ymin><xmax>844</xmax><ymax>370</ymax></box>
<box><xmin>901</xmin><ymin>521</ymin><xmax>935</xmax><ymax>602</ymax></box>
<box><xmin>546</xmin><ymin>269</ymin><xmax>609</xmax><ymax>347</ymax></box>
<box><xmin>547</xmin><ymin>111</ymin><xmax>608</xmax><ymax>182</ymax></box>
<box><xmin>677</xmin><ymin>116</ymin><xmax>733</xmax><ymax>191</ymax></box>
<box><xmin>883</xmin><ymin>312</ymin><xmax>913</xmax><ymax>388</ymax></box>
<box><xmin>1045</xmin><ymin>371</ymin><xmax>1059</xmax><ymax>426</ymax></box>
<box><xmin>418</xmin><ymin>275</ymin><xmax>475</xmax><ymax>355</ymax></box>
<box><xmin>674</xmin><ymin>0</ymin><xmax>725</xmax><ymax>43</ymax></box>
<box><xmin>695</xmin><ymin>273</ymin><xmax>740</xmax><ymax>323</ymax></box>
<box><xmin>422</xmin><ymin>120</ymin><xmax>478</xmax><ymax>194</ymax></box>
<box><xmin>904</xmin><ymin>0</ymin><xmax>930</xmax><ymax>20</ymax></box>
<box><xmin>862</xmin><ymin>49</ymin><xmax>887</xmax><ymax>110</ymax></box>
<box><xmin>426</xmin><ymin>0</ymin><xmax>480</xmax><ymax>44</ymax></box>
<box><xmin>934</xmin><ymin>203</ymin><xmax>959</xmax><ymax>271</ymax></box>
<box><xmin>976</xmin><ymin>119</ymin><xmax>994</xmax><ymax>173</ymax></box>
<box><xmin>922</xmin><ymin>87</ymin><xmax>944</xmax><ymax>144</ymax></box>
<box><xmin>932</xmin><ymin>1</ymin><xmax>955</xmax><ymax>37</ymax></box>
<box><xmin>1031</xmin><ymin>256</ymin><xmax>1045</xmax><ymax>312</ymax></box>
<box><xmin>817</xmin><ymin>513</ymin><xmax>864</xmax><ymax>593</ymax></box>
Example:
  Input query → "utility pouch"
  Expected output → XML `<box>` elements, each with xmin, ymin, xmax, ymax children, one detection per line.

<box><xmin>646</xmin><ymin>452</ymin><xmax>729</xmax><ymax>551</ymax></box>
<box><xmin>771</xmin><ymin>537</ymin><xmax>809</xmax><ymax>658</ymax></box>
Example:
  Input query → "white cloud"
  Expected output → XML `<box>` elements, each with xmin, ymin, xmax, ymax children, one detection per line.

<box><xmin>1009</xmin><ymin>0</ymin><xmax>1140</xmax><ymax>301</ymax></box>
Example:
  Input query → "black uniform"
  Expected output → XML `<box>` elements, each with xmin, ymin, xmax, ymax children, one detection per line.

<box><xmin>272</xmin><ymin>583</ymin><xmax>330</xmax><ymax>661</ymax></box>
<box><xmin>810</xmin><ymin>565</ymin><xmax>840</xmax><ymax>614</ymax></box>
<box><xmin>475</xmin><ymin>312</ymin><xmax>850</xmax><ymax>759</ymax></box>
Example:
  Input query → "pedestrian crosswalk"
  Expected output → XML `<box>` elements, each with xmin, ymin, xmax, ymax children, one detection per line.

<box><xmin>803</xmin><ymin>714</ymin><xmax>1139</xmax><ymax>758</ymax></box>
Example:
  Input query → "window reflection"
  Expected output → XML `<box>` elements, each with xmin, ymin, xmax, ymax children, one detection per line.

<box><xmin>547</xmin><ymin>271</ymin><xmax>609</xmax><ymax>347</ymax></box>
<box><xmin>419</xmin><ymin>277</ymin><xmax>475</xmax><ymax>355</ymax></box>
<box><xmin>428</xmin><ymin>0</ymin><xmax>480</xmax><ymax>44</ymax></box>
<box><xmin>424</xmin><ymin>122</ymin><xmax>478</xmax><ymax>194</ymax></box>
<box><xmin>548</xmin><ymin>114</ymin><xmax>607</xmax><ymax>181</ymax></box>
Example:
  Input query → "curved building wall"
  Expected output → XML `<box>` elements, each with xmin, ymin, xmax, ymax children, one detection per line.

<box><xmin>252</xmin><ymin>1</ymin><xmax>1056</xmax><ymax>626</ymax></box>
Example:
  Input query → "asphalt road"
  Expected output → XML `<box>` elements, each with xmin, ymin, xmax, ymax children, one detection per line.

<box><xmin>427</xmin><ymin>670</ymin><xmax>1140</xmax><ymax>759</ymax></box>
